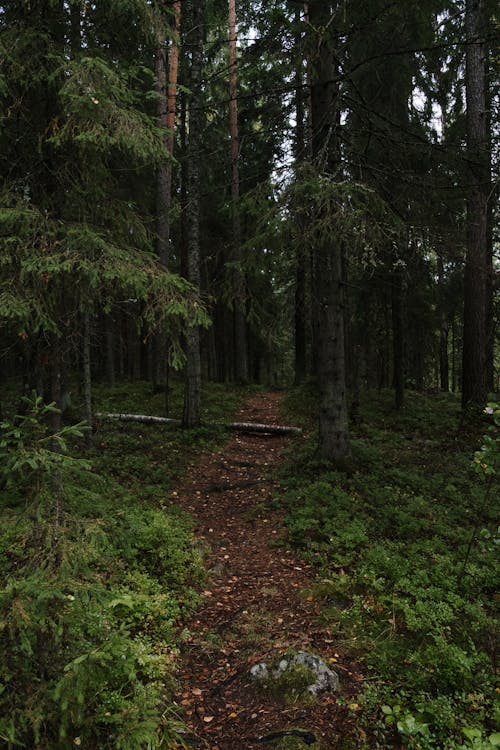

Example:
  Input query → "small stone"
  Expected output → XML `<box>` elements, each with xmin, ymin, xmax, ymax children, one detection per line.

<box><xmin>291</xmin><ymin>651</ymin><xmax>339</xmax><ymax>694</ymax></box>
<box><xmin>250</xmin><ymin>662</ymin><xmax>269</xmax><ymax>681</ymax></box>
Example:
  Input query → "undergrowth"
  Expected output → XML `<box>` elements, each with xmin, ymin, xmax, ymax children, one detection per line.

<box><xmin>280</xmin><ymin>386</ymin><xmax>499</xmax><ymax>750</ymax></box>
<box><xmin>0</xmin><ymin>381</ymin><xmax>247</xmax><ymax>749</ymax></box>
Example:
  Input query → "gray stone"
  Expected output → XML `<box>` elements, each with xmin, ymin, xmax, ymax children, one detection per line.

<box><xmin>250</xmin><ymin>662</ymin><xmax>269</xmax><ymax>681</ymax></box>
<box><xmin>292</xmin><ymin>651</ymin><xmax>339</xmax><ymax>694</ymax></box>
<box><xmin>249</xmin><ymin>650</ymin><xmax>339</xmax><ymax>695</ymax></box>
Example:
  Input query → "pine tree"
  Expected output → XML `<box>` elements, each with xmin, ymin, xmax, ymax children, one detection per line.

<box><xmin>183</xmin><ymin>0</ymin><xmax>206</xmax><ymax>426</ymax></box>
<box><xmin>462</xmin><ymin>0</ymin><xmax>490</xmax><ymax>407</ymax></box>
<box><xmin>308</xmin><ymin>0</ymin><xmax>350</xmax><ymax>463</ymax></box>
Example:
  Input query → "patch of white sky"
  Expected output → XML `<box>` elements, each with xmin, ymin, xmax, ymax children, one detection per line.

<box><xmin>239</xmin><ymin>13</ymin><xmax>452</xmax><ymax>192</ymax></box>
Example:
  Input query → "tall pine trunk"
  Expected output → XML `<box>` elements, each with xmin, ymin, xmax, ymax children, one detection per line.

<box><xmin>229</xmin><ymin>0</ymin><xmax>248</xmax><ymax>383</ymax></box>
<box><xmin>83</xmin><ymin>314</ymin><xmax>93</xmax><ymax>448</ymax></box>
<box><xmin>462</xmin><ymin>0</ymin><xmax>489</xmax><ymax>407</ymax></box>
<box><xmin>155</xmin><ymin>1</ymin><xmax>181</xmax><ymax>386</ymax></box>
<box><xmin>293</xmin><ymin>5</ymin><xmax>308</xmax><ymax>385</ymax></box>
<box><xmin>309</xmin><ymin>0</ymin><xmax>350</xmax><ymax>463</ymax></box>
<box><xmin>437</xmin><ymin>255</ymin><xmax>450</xmax><ymax>392</ymax></box>
<box><xmin>155</xmin><ymin>0</ymin><xmax>181</xmax><ymax>268</ymax></box>
<box><xmin>182</xmin><ymin>0</ymin><xmax>204</xmax><ymax>427</ymax></box>
<box><xmin>392</xmin><ymin>264</ymin><xmax>405</xmax><ymax>410</ymax></box>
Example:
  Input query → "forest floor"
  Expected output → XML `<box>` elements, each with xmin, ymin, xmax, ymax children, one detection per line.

<box><xmin>172</xmin><ymin>391</ymin><xmax>362</xmax><ymax>750</ymax></box>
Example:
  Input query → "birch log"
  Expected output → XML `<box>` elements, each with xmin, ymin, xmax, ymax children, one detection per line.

<box><xmin>95</xmin><ymin>413</ymin><xmax>302</xmax><ymax>435</ymax></box>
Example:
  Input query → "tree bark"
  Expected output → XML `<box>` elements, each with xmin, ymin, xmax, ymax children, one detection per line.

<box><xmin>308</xmin><ymin>0</ymin><xmax>350</xmax><ymax>463</ymax></box>
<box><xmin>392</xmin><ymin>264</ymin><xmax>405</xmax><ymax>409</ymax></box>
<box><xmin>50</xmin><ymin>334</ymin><xmax>62</xmax><ymax>432</ymax></box>
<box><xmin>104</xmin><ymin>313</ymin><xmax>115</xmax><ymax>388</ymax></box>
<box><xmin>182</xmin><ymin>0</ymin><xmax>204</xmax><ymax>427</ymax></box>
<box><xmin>229</xmin><ymin>0</ymin><xmax>248</xmax><ymax>383</ymax></box>
<box><xmin>155</xmin><ymin>1</ymin><xmax>181</xmax><ymax>385</ymax></box>
<box><xmin>293</xmin><ymin>5</ymin><xmax>308</xmax><ymax>385</ymax></box>
<box><xmin>462</xmin><ymin>0</ymin><xmax>489</xmax><ymax>408</ymax></box>
<box><xmin>155</xmin><ymin>0</ymin><xmax>181</xmax><ymax>268</ymax></box>
<box><xmin>83</xmin><ymin>313</ymin><xmax>93</xmax><ymax>448</ymax></box>
<box><xmin>437</xmin><ymin>255</ymin><xmax>449</xmax><ymax>392</ymax></box>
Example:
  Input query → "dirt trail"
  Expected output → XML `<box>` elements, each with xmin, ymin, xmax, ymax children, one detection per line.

<box><xmin>172</xmin><ymin>391</ymin><xmax>360</xmax><ymax>749</ymax></box>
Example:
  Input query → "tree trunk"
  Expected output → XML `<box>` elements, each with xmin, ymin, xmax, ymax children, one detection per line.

<box><xmin>83</xmin><ymin>314</ymin><xmax>93</xmax><ymax>448</ymax></box>
<box><xmin>155</xmin><ymin>1</ymin><xmax>181</xmax><ymax>384</ymax></box>
<box><xmin>452</xmin><ymin>316</ymin><xmax>458</xmax><ymax>393</ymax></box>
<box><xmin>437</xmin><ymin>255</ymin><xmax>449</xmax><ymax>392</ymax></box>
<box><xmin>155</xmin><ymin>1</ymin><xmax>180</xmax><ymax>268</ymax></box>
<box><xmin>294</xmin><ymin>245</ymin><xmax>308</xmax><ymax>384</ymax></box>
<box><xmin>484</xmin><ymin>47</ymin><xmax>494</xmax><ymax>394</ymax></box>
<box><xmin>293</xmin><ymin>5</ymin><xmax>308</xmax><ymax>385</ymax></box>
<box><xmin>182</xmin><ymin>0</ymin><xmax>204</xmax><ymax>427</ymax></box>
<box><xmin>50</xmin><ymin>335</ymin><xmax>62</xmax><ymax>432</ymax></box>
<box><xmin>462</xmin><ymin>0</ymin><xmax>489</xmax><ymax>408</ymax></box>
<box><xmin>104</xmin><ymin>313</ymin><xmax>115</xmax><ymax>388</ymax></box>
<box><xmin>392</xmin><ymin>264</ymin><xmax>405</xmax><ymax>409</ymax></box>
<box><xmin>229</xmin><ymin>0</ymin><xmax>248</xmax><ymax>383</ymax></box>
<box><xmin>309</xmin><ymin>0</ymin><xmax>350</xmax><ymax>463</ymax></box>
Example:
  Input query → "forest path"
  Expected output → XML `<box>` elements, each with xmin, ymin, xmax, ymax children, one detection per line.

<box><xmin>172</xmin><ymin>391</ymin><xmax>360</xmax><ymax>749</ymax></box>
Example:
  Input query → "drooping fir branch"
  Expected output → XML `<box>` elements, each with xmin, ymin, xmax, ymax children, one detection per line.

<box><xmin>0</xmin><ymin>199</ymin><xmax>208</xmax><ymax>368</ymax></box>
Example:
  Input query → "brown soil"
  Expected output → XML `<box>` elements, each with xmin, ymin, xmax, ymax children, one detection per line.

<box><xmin>171</xmin><ymin>391</ymin><xmax>363</xmax><ymax>749</ymax></box>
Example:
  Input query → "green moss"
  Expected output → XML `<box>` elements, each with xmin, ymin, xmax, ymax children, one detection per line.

<box><xmin>273</xmin><ymin>735</ymin><xmax>320</xmax><ymax>750</ymax></box>
<box><xmin>258</xmin><ymin>663</ymin><xmax>317</xmax><ymax>704</ymax></box>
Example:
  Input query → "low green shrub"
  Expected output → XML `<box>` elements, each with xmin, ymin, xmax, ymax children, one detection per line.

<box><xmin>280</xmin><ymin>389</ymin><xmax>499</xmax><ymax>749</ymax></box>
<box><xmin>0</xmin><ymin>382</ymin><xmax>246</xmax><ymax>748</ymax></box>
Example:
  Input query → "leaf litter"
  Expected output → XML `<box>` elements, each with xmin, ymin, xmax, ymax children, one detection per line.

<box><xmin>171</xmin><ymin>392</ymin><xmax>362</xmax><ymax>749</ymax></box>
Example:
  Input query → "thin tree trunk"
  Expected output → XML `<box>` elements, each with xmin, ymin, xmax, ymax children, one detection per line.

<box><xmin>51</xmin><ymin>335</ymin><xmax>62</xmax><ymax>432</ymax></box>
<box><xmin>392</xmin><ymin>264</ymin><xmax>405</xmax><ymax>409</ymax></box>
<box><xmin>452</xmin><ymin>316</ymin><xmax>457</xmax><ymax>393</ymax></box>
<box><xmin>83</xmin><ymin>313</ymin><xmax>93</xmax><ymax>448</ymax></box>
<box><xmin>182</xmin><ymin>0</ymin><xmax>204</xmax><ymax>427</ymax></box>
<box><xmin>156</xmin><ymin>0</ymin><xmax>181</xmax><ymax>268</ymax></box>
<box><xmin>437</xmin><ymin>255</ymin><xmax>449</xmax><ymax>391</ymax></box>
<box><xmin>484</xmin><ymin>48</ymin><xmax>494</xmax><ymax>393</ymax></box>
<box><xmin>440</xmin><ymin>316</ymin><xmax>450</xmax><ymax>392</ymax></box>
<box><xmin>294</xmin><ymin>246</ymin><xmax>308</xmax><ymax>384</ymax></box>
<box><xmin>229</xmin><ymin>0</ymin><xmax>248</xmax><ymax>383</ymax></box>
<box><xmin>179</xmin><ymin>71</ymin><xmax>189</xmax><ymax>281</ymax></box>
<box><xmin>303</xmin><ymin>2</ymin><xmax>313</xmax><ymax>160</ymax></box>
<box><xmin>294</xmin><ymin>5</ymin><xmax>307</xmax><ymax>384</ymax></box>
<box><xmin>462</xmin><ymin>0</ymin><xmax>489</xmax><ymax>407</ymax></box>
<box><xmin>104</xmin><ymin>313</ymin><xmax>115</xmax><ymax>388</ymax></box>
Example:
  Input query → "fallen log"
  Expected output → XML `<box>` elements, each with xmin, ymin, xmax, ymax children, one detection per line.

<box><xmin>95</xmin><ymin>412</ymin><xmax>180</xmax><ymax>426</ymax></box>
<box><xmin>95</xmin><ymin>413</ymin><xmax>302</xmax><ymax>435</ymax></box>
